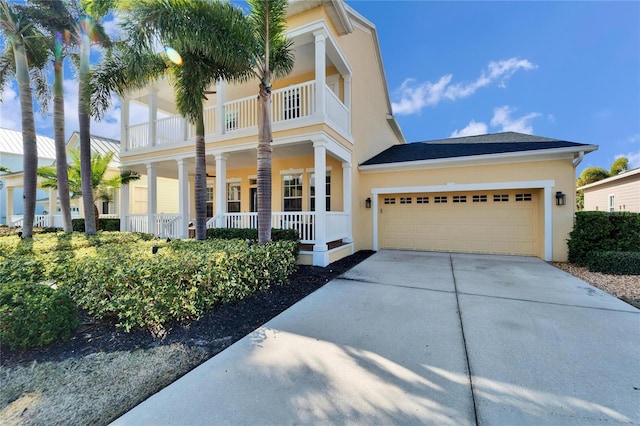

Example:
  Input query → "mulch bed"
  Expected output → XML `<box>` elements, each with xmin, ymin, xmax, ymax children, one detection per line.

<box><xmin>1</xmin><ymin>250</ymin><xmax>375</xmax><ymax>368</ymax></box>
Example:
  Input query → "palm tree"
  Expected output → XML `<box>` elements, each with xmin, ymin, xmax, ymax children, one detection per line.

<box><xmin>73</xmin><ymin>0</ymin><xmax>112</xmax><ymax>235</ymax></box>
<box><xmin>37</xmin><ymin>149</ymin><xmax>140</xmax><ymax>230</ymax></box>
<box><xmin>21</xmin><ymin>0</ymin><xmax>79</xmax><ymax>232</ymax></box>
<box><xmin>91</xmin><ymin>0</ymin><xmax>254</xmax><ymax>240</ymax></box>
<box><xmin>247</xmin><ymin>0</ymin><xmax>294</xmax><ymax>243</ymax></box>
<box><xmin>0</xmin><ymin>0</ymin><xmax>49</xmax><ymax>238</ymax></box>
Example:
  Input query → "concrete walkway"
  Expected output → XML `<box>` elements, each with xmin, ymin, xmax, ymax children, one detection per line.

<box><xmin>112</xmin><ymin>251</ymin><xmax>640</xmax><ymax>425</ymax></box>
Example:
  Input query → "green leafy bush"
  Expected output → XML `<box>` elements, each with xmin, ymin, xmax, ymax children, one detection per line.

<box><xmin>62</xmin><ymin>239</ymin><xmax>298</xmax><ymax>332</ymax></box>
<box><xmin>0</xmin><ymin>282</ymin><xmax>80</xmax><ymax>349</ymax></box>
<box><xmin>72</xmin><ymin>218</ymin><xmax>121</xmax><ymax>231</ymax></box>
<box><xmin>206</xmin><ymin>227</ymin><xmax>299</xmax><ymax>242</ymax></box>
<box><xmin>568</xmin><ymin>212</ymin><xmax>640</xmax><ymax>265</ymax></box>
<box><xmin>585</xmin><ymin>251</ymin><xmax>640</xmax><ymax>275</ymax></box>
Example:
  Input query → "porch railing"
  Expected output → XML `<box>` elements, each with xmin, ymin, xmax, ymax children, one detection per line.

<box><xmin>225</xmin><ymin>212</ymin><xmax>258</xmax><ymax>229</ymax></box>
<box><xmin>326</xmin><ymin>212</ymin><xmax>349</xmax><ymax>242</ymax></box>
<box><xmin>125</xmin><ymin>80</ymin><xmax>348</xmax><ymax>150</ymax></box>
<box><xmin>156</xmin><ymin>214</ymin><xmax>181</xmax><ymax>239</ymax></box>
<box><xmin>127</xmin><ymin>214</ymin><xmax>148</xmax><ymax>234</ymax></box>
<box><xmin>270</xmin><ymin>212</ymin><xmax>316</xmax><ymax>243</ymax></box>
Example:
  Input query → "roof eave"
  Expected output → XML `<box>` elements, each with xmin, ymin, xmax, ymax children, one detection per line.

<box><xmin>359</xmin><ymin>145</ymin><xmax>599</xmax><ymax>172</ymax></box>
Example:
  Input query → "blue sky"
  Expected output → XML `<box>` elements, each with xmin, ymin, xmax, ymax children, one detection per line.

<box><xmin>1</xmin><ymin>0</ymin><xmax>638</xmax><ymax>175</ymax></box>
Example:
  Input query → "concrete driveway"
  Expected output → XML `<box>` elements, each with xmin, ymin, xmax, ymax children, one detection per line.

<box><xmin>113</xmin><ymin>251</ymin><xmax>640</xmax><ymax>425</ymax></box>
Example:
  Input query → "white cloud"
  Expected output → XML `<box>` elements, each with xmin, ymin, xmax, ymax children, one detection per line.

<box><xmin>449</xmin><ymin>105</ymin><xmax>542</xmax><ymax>137</ymax></box>
<box><xmin>616</xmin><ymin>151</ymin><xmax>640</xmax><ymax>168</ymax></box>
<box><xmin>391</xmin><ymin>57</ymin><xmax>536</xmax><ymax>115</ymax></box>
<box><xmin>101</xmin><ymin>14</ymin><xmax>122</xmax><ymax>41</ymax></box>
<box><xmin>628</xmin><ymin>134</ymin><xmax>640</xmax><ymax>144</ymax></box>
<box><xmin>61</xmin><ymin>79</ymin><xmax>121</xmax><ymax>140</ymax></box>
<box><xmin>450</xmin><ymin>120</ymin><xmax>488</xmax><ymax>138</ymax></box>
<box><xmin>490</xmin><ymin>105</ymin><xmax>541</xmax><ymax>134</ymax></box>
<box><xmin>0</xmin><ymin>83</ymin><xmax>22</xmax><ymax>130</ymax></box>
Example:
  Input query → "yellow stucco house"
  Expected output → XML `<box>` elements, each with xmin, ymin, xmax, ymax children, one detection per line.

<box><xmin>111</xmin><ymin>0</ymin><xmax>596</xmax><ymax>265</ymax></box>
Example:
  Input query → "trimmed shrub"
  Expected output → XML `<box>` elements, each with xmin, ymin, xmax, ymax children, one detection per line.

<box><xmin>585</xmin><ymin>251</ymin><xmax>640</xmax><ymax>275</ymax></box>
<box><xmin>72</xmin><ymin>218</ymin><xmax>121</xmax><ymax>232</ymax></box>
<box><xmin>62</xmin><ymin>239</ymin><xmax>298</xmax><ymax>332</ymax></box>
<box><xmin>568</xmin><ymin>211</ymin><xmax>640</xmax><ymax>265</ymax></box>
<box><xmin>206</xmin><ymin>227</ymin><xmax>299</xmax><ymax>242</ymax></box>
<box><xmin>0</xmin><ymin>282</ymin><xmax>80</xmax><ymax>349</ymax></box>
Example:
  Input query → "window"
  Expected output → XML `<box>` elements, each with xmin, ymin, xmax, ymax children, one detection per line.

<box><xmin>384</xmin><ymin>197</ymin><xmax>396</xmax><ymax>205</ymax></box>
<box><xmin>310</xmin><ymin>172</ymin><xmax>331</xmax><ymax>211</ymax></box>
<box><xmin>472</xmin><ymin>195</ymin><xmax>487</xmax><ymax>203</ymax></box>
<box><xmin>515</xmin><ymin>193</ymin><xmax>532</xmax><ymax>202</ymax></box>
<box><xmin>493</xmin><ymin>194</ymin><xmax>509</xmax><ymax>202</ymax></box>
<box><xmin>206</xmin><ymin>187</ymin><xmax>214</xmax><ymax>217</ymax></box>
<box><xmin>416</xmin><ymin>196</ymin><xmax>429</xmax><ymax>204</ymax></box>
<box><xmin>227</xmin><ymin>182</ymin><xmax>241</xmax><ymax>213</ymax></box>
<box><xmin>434</xmin><ymin>196</ymin><xmax>447</xmax><ymax>203</ymax></box>
<box><xmin>102</xmin><ymin>201</ymin><xmax>110</xmax><ymax>214</ymax></box>
<box><xmin>283</xmin><ymin>87</ymin><xmax>301</xmax><ymax>120</ymax></box>
<box><xmin>608</xmin><ymin>194</ymin><xmax>615</xmax><ymax>212</ymax></box>
<box><xmin>400</xmin><ymin>197</ymin><xmax>412</xmax><ymax>204</ymax></box>
<box><xmin>283</xmin><ymin>174</ymin><xmax>302</xmax><ymax>211</ymax></box>
<box><xmin>453</xmin><ymin>195</ymin><xmax>467</xmax><ymax>203</ymax></box>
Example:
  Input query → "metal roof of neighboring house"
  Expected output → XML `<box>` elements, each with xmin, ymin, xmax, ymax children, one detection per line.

<box><xmin>361</xmin><ymin>132</ymin><xmax>595</xmax><ymax>166</ymax></box>
<box><xmin>66</xmin><ymin>132</ymin><xmax>121</xmax><ymax>168</ymax></box>
<box><xmin>577</xmin><ymin>167</ymin><xmax>640</xmax><ymax>191</ymax></box>
<box><xmin>0</xmin><ymin>127</ymin><xmax>57</xmax><ymax>160</ymax></box>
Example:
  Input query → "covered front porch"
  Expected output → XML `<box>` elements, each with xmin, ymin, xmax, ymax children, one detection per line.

<box><xmin>120</xmin><ymin>132</ymin><xmax>354</xmax><ymax>266</ymax></box>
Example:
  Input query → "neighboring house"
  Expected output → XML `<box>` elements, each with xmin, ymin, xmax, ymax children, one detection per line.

<box><xmin>2</xmin><ymin>131</ymin><xmax>179</xmax><ymax>228</ymax></box>
<box><xmin>0</xmin><ymin>127</ymin><xmax>57</xmax><ymax>225</ymax></box>
<box><xmin>115</xmin><ymin>0</ymin><xmax>597</xmax><ymax>265</ymax></box>
<box><xmin>578</xmin><ymin>167</ymin><xmax>640</xmax><ymax>213</ymax></box>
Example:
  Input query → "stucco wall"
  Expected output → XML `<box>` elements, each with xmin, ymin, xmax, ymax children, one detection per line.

<box><xmin>355</xmin><ymin>157</ymin><xmax>578</xmax><ymax>262</ymax></box>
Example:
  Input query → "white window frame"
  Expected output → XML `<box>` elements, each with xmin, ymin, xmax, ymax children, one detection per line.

<box><xmin>282</xmin><ymin>173</ymin><xmax>303</xmax><ymax>212</ymax></box>
<box><xmin>309</xmin><ymin>171</ymin><xmax>331</xmax><ymax>212</ymax></box>
<box><xmin>608</xmin><ymin>194</ymin><xmax>615</xmax><ymax>212</ymax></box>
<box><xmin>227</xmin><ymin>181</ymin><xmax>241</xmax><ymax>213</ymax></box>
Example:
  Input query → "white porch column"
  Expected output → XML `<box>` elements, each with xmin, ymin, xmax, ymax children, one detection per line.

<box><xmin>313</xmin><ymin>142</ymin><xmax>328</xmax><ymax>265</ymax></box>
<box><xmin>215</xmin><ymin>153</ymin><xmax>227</xmax><ymax>228</ymax></box>
<box><xmin>146</xmin><ymin>162</ymin><xmax>157</xmax><ymax>235</ymax></box>
<box><xmin>314</xmin><ymin>30</ymin><xmax>326</xmax><ymax>117</ymax></box>
<box><xmin>48</xmin><ymin>188</ymin><xmax>56</xmax><ymax>228</ymax></box>
<box><xmin>342</xmin><ymin>162</ymin><xmax>353</xmax><ymax>243</ymax></box>
<box><xmin>148</xmin><ymin>87</ymin><xmax>158</xmax><ymax>147</ymax></box>
<box><xmin>177</xmin><ymin>158</ymin><xmax>190</xmax><ymax>238</ymax></box>
<box><xmin>344</xmin><ymin>74</ymin><xmax>352</xmax><ymax>135</ymax></box>
<box><xmin>5</xmin><ymin>187</ymin><xmax>13</xmax><ymax>225</ymax></box>
<box><xmin>120</xmin><ymin>97</ymin><xmax>129</xmax><ymax>151</ymax></box>
<box><xmin>216</xmin><ymin>80</ymin><xmax>226</xmax><ymax>136</ymax></box>
<box><xmin>119</xmin><ymin>179</ymin><xmax>129</xmax><ymax>232</ymax></box>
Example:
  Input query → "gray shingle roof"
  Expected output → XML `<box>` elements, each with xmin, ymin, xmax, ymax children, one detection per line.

<box><xmin>361</xmin><ymin>132</ymin><xmax>592</xmax><ymax>166</ymax></box>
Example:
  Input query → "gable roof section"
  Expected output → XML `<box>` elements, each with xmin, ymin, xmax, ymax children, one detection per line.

<box><xmin>0</xmin><ymin>127</ymin><xmax>57</xmax><ymax>160</ymax></box>
<box><xmin>577</xmin><ymin>167</ymin><xmax>640</xmax><ymax>191</ymax></box>
<box><xmin>66</xmin><ymin>132</ymin><xmax>121</xmax><ymax>168</ymax></box>
<box><xmin>361</xmin><ymin>132</ymin><xmax>596</xmax><ymax>167</ymax></box>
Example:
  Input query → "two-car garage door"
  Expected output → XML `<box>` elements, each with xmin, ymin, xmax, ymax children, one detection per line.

<box><xmin>379</xmin><ymin>189</ymin><xmax>540</xmax><ymax>256</ymax></box>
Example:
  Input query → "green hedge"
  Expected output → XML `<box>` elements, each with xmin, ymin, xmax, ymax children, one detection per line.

<box><xmin>0</xmin><ymin>282</ymin><xmax>79</xmax><ymax>350</ymax></box>
<box><xmin>568</xmin><ymin>211</ymin><xmax>640</xmax><ymax>265</ymax></box>
<box><xmin>61</xmin><ymin>239</ymin><xmax>298</xmax><ymax>332</ymax></box>
<box><xmin>72</xmin><ymin>218</ymin><xmax>121</xmax><ymax>232</ymax></box>
<box><xmin>584</xmin><ymin>251</ymin><xmax>640</xmax><ymax>275</ymax></box>
<box><xmin>206</xmin><ymin>227</ymin><xmax>299</xmax><ymax>242</ymax></box>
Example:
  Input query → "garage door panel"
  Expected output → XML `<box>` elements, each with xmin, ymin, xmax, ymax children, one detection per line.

<box><xmin>380</xmin><ymin>190</ymin><xmax>538</xmax><ymax>256</ymax></box>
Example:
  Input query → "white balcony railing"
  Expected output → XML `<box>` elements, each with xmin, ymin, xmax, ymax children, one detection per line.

<box><xmin>128</xmin><ymin>214</ymin><xmax>148</xmax><ymax>234</ymax></box>
<box><xmin>156</xmin><ymin>214</ymin><xmax>181</xmax><ymax>239</ymax></box>
<box><xmin>125</xmin><ymin>80</ymin><xmax>348</xmax><ymax>150</ymax></box>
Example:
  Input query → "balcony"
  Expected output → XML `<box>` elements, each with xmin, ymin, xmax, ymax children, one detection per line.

<box><xmin>124</xmin><ymin>80</ymin><xmax>350</xmax><ymax>152</ymax></box>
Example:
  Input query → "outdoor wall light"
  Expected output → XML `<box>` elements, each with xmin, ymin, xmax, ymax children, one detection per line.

<box><xmin>555</xmin><ymin>191</ymin><xmax>566</xmax><ymax>206</ymax></box>
<box><xmin>365</xmin><ymin>197</ymin><xmax>372</xmax><ymax>209</ymax></box>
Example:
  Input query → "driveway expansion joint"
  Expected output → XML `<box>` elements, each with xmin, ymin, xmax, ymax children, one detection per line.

<box><xmin>338</xmin><ymin>277</ymin><xmax>456</xmax><ymax>294</ymax></box>
<box><xmin>450</xmin><ymin>253</ymin><xmax>480</xmax><ymax>426</ymax></box>
<box><xmin>457</xmin><ymin>291</ymin><xmax>639</xmax><ymax>314</ymax></box>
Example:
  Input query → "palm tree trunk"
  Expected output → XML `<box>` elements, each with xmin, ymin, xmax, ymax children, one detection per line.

<box><xmin>14</xmin><ymin>41</ymin><xmax>37</xmax><ymax>238</ymax></box>
<box><xmin>257</xmin><ymin>76</ymin><xmax>272</xmax><ymax>243</ymax></box>
<box><xmin>194</xmin><ymin>114</ymin><xmax>207</xmax><ymax>240</ymax></box>
<box><xmin>79</xmin><ymin>30</ymin><xmax>95</xmax><ymax>235</ymax></box>
<box><xmin>54</xmin><ymin>56</ymin><xmax>73</xmax><ymax>232</ymax></box>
